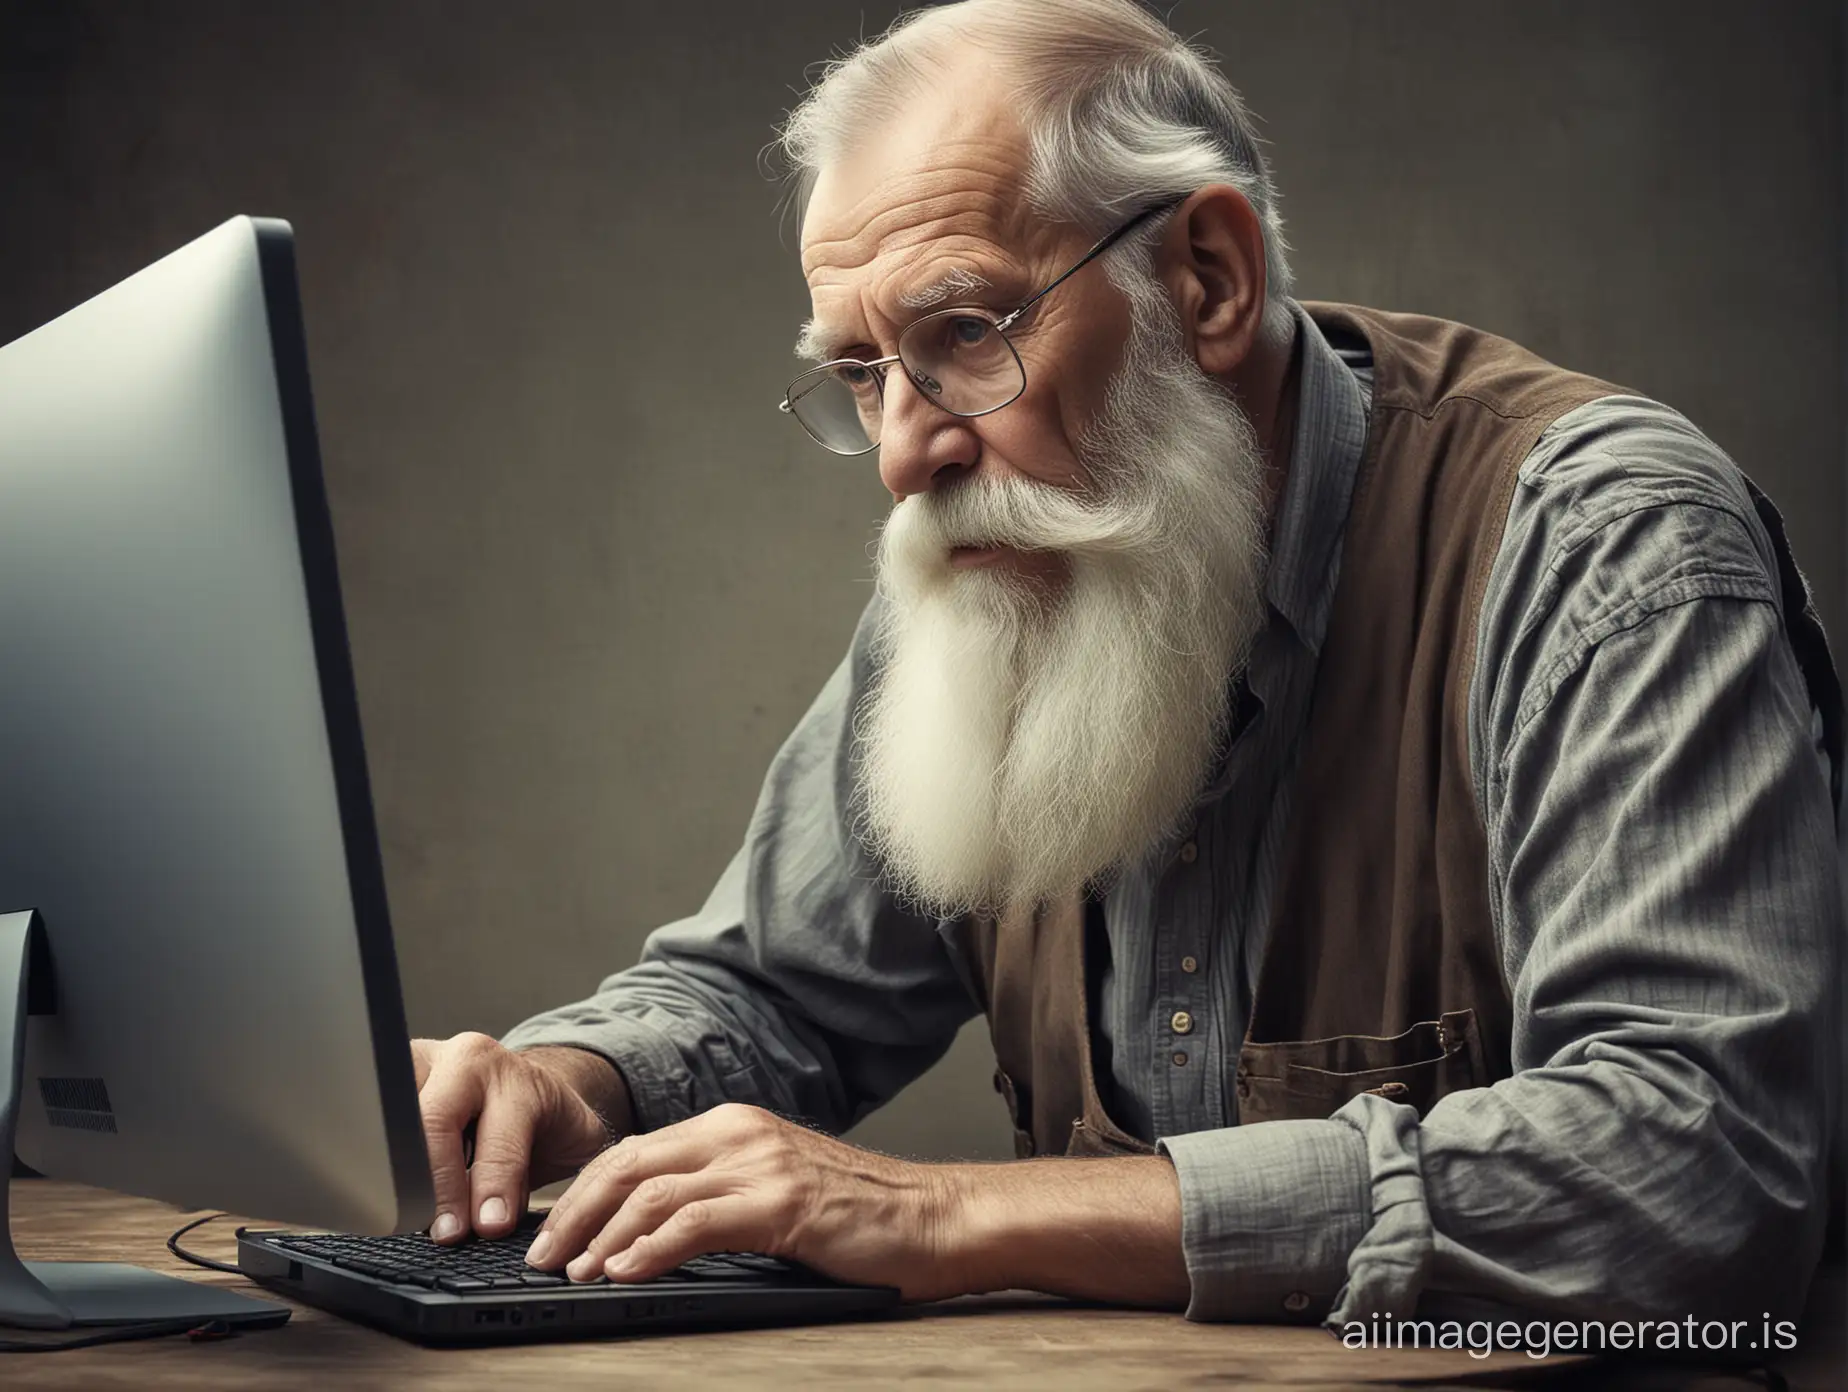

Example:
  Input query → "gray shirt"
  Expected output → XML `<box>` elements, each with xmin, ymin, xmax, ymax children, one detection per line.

<box><xmin>502</xmin><ymin>303</ymin><xmax>1842</xmax><ymax>1327</ymax></box>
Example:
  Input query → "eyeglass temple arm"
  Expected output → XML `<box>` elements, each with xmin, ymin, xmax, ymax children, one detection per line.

<box><xmin>996</xmin><ymin>195</ymin><xmax>1188</xmax><ymax>331</ymax></box>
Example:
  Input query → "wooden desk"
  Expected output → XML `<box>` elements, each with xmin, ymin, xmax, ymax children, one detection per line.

<box><xmin>6</xmin><ymin>1179</ymin><xmax>1840</xmax><ymax>1390</ymax></box>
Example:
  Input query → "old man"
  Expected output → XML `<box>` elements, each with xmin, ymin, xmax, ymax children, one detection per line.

<box><xmin>411</xmin><ymin>0</ymin><xmax>1842</xmax><ymax>1331</ymax></box>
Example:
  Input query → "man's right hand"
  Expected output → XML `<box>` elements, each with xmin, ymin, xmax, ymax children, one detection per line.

<box><xmin>411</xmin><ymin>1033</ymin><xmax>632</xmax><ymax>1244</ymax></box>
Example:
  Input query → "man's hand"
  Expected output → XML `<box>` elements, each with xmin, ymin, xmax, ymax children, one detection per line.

<box><xmin>520</xmin><ymin>1102</ymin><xmax>1192</xmax><ymax>1310</ymax></box>
<box><xmin>411</xmin><ymin>1033</ymin><xmax>631</xmax><ymax>1244</ymax></box>
<box><xmin>523</xmin><ymin>1103</ymin><xmax>962</xmax><ymax>1301</ymax></box>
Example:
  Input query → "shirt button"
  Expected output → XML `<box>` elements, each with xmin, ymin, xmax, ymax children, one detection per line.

<box><xmin>1283</xmin><ymin>1291</ymin><xmax>1311</xmax><ymax>1314</ymax></box>
<box><xmin>1170</xmin><ymin>1010</ymin><xmax>1194</xmax><ymax>1035</ymax></box>
<box><xmin>1171</xmin><ymin>1050</ymin><xmax>1188</xmax><ymax>1067</ymax></box>
<box><xmin>1180</xmin><ymin>955</ymin><xmax>1198</xmax><ymax>974</ymax></box>
<box><xmin>1178</xmin><ymin>840</ymin><xmax>1198</xmax><ymax>864</ymax></box>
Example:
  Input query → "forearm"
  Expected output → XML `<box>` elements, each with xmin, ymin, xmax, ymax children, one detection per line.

<box><xmin>940</xmin><ymin>1157</ymin><xmax>1191</xmax><ymax>1308</ymax></box>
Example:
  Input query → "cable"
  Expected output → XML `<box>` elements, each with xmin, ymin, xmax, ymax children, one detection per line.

<box><xmin>166</xmin><ymin>1210</ymin><xmax>243</xmax><ymax>1275</ymax></box>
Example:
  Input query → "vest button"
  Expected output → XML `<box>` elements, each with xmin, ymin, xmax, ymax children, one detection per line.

<box><xmin>1171</xmin><ymin>1050</ymin><xmax>1188</xmax><ymax>1067</ymax></box>
<box><xmin>1170</xmin><ymin>1010</ymin><xmax>1194</xmax><ymax>1035</ymax></box>
<box><xmin>1180</xmin><ymin>955</ymin><xmax>1198</xmax><ymax>974</ymax></box>
<box><xmin>1178</xmin><ymin>840</ymin><xmax>1197</xmax><ymax>864</ymax></box>
<box><xmin>1283</xmin><ymin>1290</ymin><xmax>1311</xmax><ymax>1314</ymax></box>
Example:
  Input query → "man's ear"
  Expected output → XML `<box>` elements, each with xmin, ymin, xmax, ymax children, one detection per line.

<box><xmin>1158</xmin><ymin>184</ymin><xmax>1268</xmax><ymax>377</ymax></box>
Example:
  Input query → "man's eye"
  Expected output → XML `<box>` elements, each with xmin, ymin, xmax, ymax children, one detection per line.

<box><xmin>834</xmin><ymin>362</ymin><xmax>881</xmax><ymax>397</ymax></box>
<box><xmin>948</xmin><ymin>316</ymin><xmax>991</xmax><ymax>346</ymax></box>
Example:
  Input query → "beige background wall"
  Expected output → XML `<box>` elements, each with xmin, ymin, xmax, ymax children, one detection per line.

<box><xmin>1</xmin><ymin>0</ymin><xmax>1842</xmax><ymax>1162</ymax></box>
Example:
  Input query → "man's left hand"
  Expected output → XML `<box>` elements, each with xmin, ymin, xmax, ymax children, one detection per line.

<box><xmin>521</xmin><ymin>1102</ymin><xmax>960</xmax><ymax>1300</ymax></box>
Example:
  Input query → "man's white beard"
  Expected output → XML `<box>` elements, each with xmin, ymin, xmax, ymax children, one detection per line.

<box><xmin>856</xmin><ymin>279</ymin><xmax>1272</xmax><ymax>917</ymax></box>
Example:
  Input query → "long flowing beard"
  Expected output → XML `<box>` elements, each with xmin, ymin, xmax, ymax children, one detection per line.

<box><xmin>854</xmin><ymin>279</ymin><xmax>1271</xmax><ymax>916</ymax></box>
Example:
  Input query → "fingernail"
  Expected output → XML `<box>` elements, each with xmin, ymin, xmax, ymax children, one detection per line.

<box><xmin>479</xmin><ymin>1197</ymin><xmax>507</xmax><ymax>1227</ymax></box>
<box><xmin>431</xmin><ymin>1212</ymin><xmax>462</xmax><ymax>1242</ymax></box>
<box><xmin>605</xmin><ymin>1251</ymin><xmax>637</xmax><ymax>1278</ymax></box>
<box><xmin>566</xmin><ymin>1254</ymin><xmax>599</xmax><ymax>1282</ymax></box>
<box><xmin>525</xmin><ymin>1231</ymin><xmax>553</xmax><ymax>1266</ymax></box>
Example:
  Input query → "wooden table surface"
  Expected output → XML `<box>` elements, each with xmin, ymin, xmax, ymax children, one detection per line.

<box><xmin>5</xmin><ymin>1179</ymin><xmax>1841</xmax><ymax>1390</ymax></box>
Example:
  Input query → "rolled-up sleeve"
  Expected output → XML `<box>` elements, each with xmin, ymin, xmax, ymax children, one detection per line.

<box><xmin>1158</xmin><ymin>1119</ymin><xmax>1371</xmax><ymax>1321</ymax></box>
<box><xmin>501</xmin><ymin>598</ymin><xmax>980</xmax><ymax>1136</ymax></box>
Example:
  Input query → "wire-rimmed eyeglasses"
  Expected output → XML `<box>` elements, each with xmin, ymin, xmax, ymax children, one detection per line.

<box><xmin>778</xmin><ymin>196</ymin><xmax>1186</xmax><ymax>456</ymax></box>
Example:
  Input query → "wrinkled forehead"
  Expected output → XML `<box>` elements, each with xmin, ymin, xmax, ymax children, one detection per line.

<box><xmin>800</xmin><ymin>153</ymin><xmax>1039</xmax><ymax>285</ymax></box>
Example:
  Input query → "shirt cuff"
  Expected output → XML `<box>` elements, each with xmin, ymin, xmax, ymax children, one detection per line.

<box><xmin>1157</xmin><ymin>1117</ymin><xmax>1372</xmax><ymax>1323</ymax></box>
<box><xmin>500</xmin><ymin>1009</ymin><xmax>698</xmax><ymax>1135</ymax></box>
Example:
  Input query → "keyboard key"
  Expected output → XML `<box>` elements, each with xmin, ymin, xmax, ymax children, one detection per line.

<box><xmin>435</xmin><ymin>1276</ymin><xmax>489</xmax><ymax>1293</ymax></box>
<box><xmin>519</xmin><ymin>1273</ymin><xmax>568</xmax><ymax>1287</ymax></box>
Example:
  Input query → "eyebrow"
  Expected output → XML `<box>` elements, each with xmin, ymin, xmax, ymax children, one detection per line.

<box><xmin>896</xmin><ymin>266</ymin><xmax>992</xmax><ymax>310</ymax></box>
<box><xmin>794</xmin><ymin>318</ymin><xmax>846</xmax><ymax>364</ymax></box>
<box><xmin>794</xmin><ymin>267</ymin><xmax>998</xmax><ymax>364</ymax></box>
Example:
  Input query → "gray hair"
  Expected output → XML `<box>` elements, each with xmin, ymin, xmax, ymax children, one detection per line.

<box><xmin>777</xmin><ymin>0</ymin><xmax>1294</xmax><ymax>338</ymax></box>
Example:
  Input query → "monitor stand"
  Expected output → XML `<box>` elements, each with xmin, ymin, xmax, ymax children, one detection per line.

<box><xmin>0</xmin><ymin>909</ymin><xmax>288</xmax><ymax>1331</ymax></box>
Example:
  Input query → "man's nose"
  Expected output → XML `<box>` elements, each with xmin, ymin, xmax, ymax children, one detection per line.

<box><xmin>876</xmin><ymin>364</ymin><xmax>978</xmax><ymax>500</ymax></box>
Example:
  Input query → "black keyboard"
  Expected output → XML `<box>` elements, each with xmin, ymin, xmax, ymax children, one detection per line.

<box><xmin>239</xmin><ymin>1212</ymin><xmax>902</xmax><ymax>1344</ymax></box>
<box><xmin>269</xmin><ymin>1218</ymin><xmax>814</xmax><ymax>1294</ymax></box>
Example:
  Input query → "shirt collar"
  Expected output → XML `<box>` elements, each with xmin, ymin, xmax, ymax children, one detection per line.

<box><xmin>1260</xmin><ymin>300</ymin><xmax>1371</xmax><ymax>656</ymax></box>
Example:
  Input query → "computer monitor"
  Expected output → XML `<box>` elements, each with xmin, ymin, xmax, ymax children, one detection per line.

<box><xmin>0</xmin><ymin>216</ymin><xmax>434</xmax><ymax>1329</ymax></box>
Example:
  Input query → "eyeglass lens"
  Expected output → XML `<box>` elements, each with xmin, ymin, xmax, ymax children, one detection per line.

<box><xmin>786</xmin><ymin>309</ymin><xmax>1026</xmax><ymax>455</ymax></box>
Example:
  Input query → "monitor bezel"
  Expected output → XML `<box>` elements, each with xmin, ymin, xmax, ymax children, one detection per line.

<box><xmin>250</xmin><ymin>217</ymin><xmax>434</xmax><ymax>1231</ymax></box>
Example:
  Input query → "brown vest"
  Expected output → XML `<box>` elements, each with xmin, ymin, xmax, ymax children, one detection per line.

<box><xmin>945</xmin><ymin>302</ymin><xmax>1844</xmax><ymax>1159</ymax></box>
